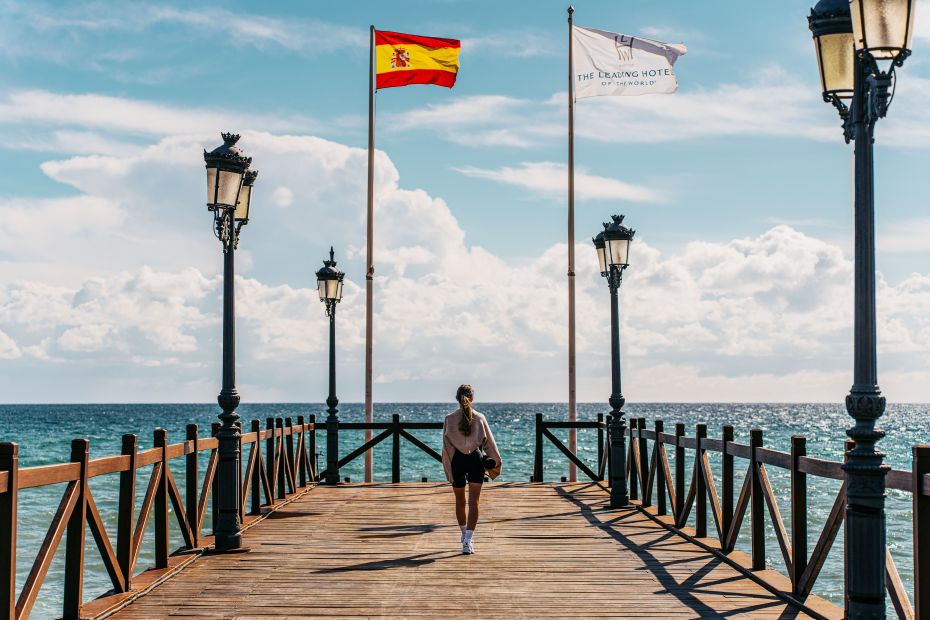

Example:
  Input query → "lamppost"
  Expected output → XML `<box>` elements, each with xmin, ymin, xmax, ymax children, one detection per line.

<box><xmin>808</xmin><ymin>0</ymin><xmax>914</xmax><ymax>615</ymax></box>
<box><xmin>594</xmin><ymin>215</ymin><xmax>634</xmax><ymax>509</ymax></box>
<box><xmin>203</xmin><ymin>132</ymin><xmax>256</xmax><ymax>552</ymax></box>
<box><xmin>316</xmin><ymin>247</ymin><xmax>345</xmax><ymax>484</ymax></box>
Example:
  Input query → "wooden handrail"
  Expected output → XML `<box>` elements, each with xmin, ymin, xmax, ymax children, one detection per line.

<box><xmin>0</xmin><ymin>417</ymin><xmax>321</xmax><ymax>619</ymax></box>
<box><xmin>619</xmin><ymin>419</ymin><xmax>925</xmax><ymax>620</ymax></box>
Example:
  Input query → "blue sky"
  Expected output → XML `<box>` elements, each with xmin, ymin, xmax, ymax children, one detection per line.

<box><xmin>1</xmin><ymin>0</ymin><xmax>929</xmax><ymax>404</ymax></box>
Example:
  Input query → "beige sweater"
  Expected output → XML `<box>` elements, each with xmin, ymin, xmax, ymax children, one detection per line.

<box><xmin>441</xmin><ymin>409</ymin><xmax>503</xmax><ymax>482</ymax></box>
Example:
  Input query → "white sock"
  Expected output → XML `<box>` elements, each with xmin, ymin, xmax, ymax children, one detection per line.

<box><xmin>459</xmin><ymin>524</ymin><xmax>466</xmax><ymax>536</ymax></box>
<box><xmin>464</xmin><ymin>529</ymin><xmax>474</xmax><ymax>542</ymax></box>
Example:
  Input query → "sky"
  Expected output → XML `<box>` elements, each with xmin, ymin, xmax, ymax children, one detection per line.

<box><xmin>1</xmin><ymin>0</ymin><xmax>930</xmax><ymax>404</ymax></box>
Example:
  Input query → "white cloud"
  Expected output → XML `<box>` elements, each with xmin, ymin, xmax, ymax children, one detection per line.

<box><xmin>2</xmin><ymin>131</ymin><xmax>930</xmax><ymax>402</ymax></box>
<box><xmin>455</xmin><ymin>161</ymin><xmax>661</xmax><ymax>203</ymax></box>
<box><xmin>0</xmin><ymin>90</ymin><xmax>315</xmax><ymax>138</ymax></box>
<box><xmin>391</xmin><ymin>65</ymin><xmax>930</xmax><ymax>149</ymax></box>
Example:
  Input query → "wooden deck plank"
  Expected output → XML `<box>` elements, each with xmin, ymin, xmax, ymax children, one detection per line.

<box><xmin>107</xmin><ymin>482</ymin><xmax>839</xmax><ymax>619</ymax></box>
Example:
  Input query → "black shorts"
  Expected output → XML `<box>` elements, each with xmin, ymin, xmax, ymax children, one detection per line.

<box><xmin>451</xmin><ymin>450</ymin><xmax>484</xmax><ymax>488</ymax></box>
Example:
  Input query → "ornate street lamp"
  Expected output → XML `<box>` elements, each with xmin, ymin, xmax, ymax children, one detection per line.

<box><xmin>316</xmin><ymin>247</ymin><xmax>345</xmax><ymax>484</ymax></box>
<box><xmin>809</xmin><ymin>1</ymin><xmax>915</xmax><ymax>614</ymax></box>
<box><xmin>594</xmin><ymin>215</ymin><xmax>634</xmax><ymax>509</ymax></box>
<box><xmin>203</xmin><ymin>132</ymin><xmax>255</xmax><ymax>552</ymax></box>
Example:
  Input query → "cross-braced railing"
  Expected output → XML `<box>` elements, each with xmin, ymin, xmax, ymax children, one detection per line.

<box><xmin>0</xmin><ymin>415</ymin><xmax>318</xmax><ymax>620</ymax></box>
<box><xmin>623</xmin><ymin>417</ymin><xmax>929</xmax><ymax>619</ymax></box>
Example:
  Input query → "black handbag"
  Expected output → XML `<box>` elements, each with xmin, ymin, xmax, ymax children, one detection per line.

<box><xmin>477</xmin><ymin>444</ymin><xmax>496</xmax><ymax>470</ymax></box>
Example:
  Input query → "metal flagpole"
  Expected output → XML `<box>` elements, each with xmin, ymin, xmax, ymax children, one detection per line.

<box><xmin>567</xmin><ymin>5</ymin><xmax>577</xmax><ymax>482</ymax></box>
<box><xmin>364</xmin><ymin>25</ymin><xmax>375</xmax><ymax>482</ymax></box>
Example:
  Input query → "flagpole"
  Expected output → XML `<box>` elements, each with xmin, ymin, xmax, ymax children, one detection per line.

<box><xmin>364</xmin><ymin>24</ymin><xmax>375</xmax><ymax>483</ymax></box>
<box><xmin>567</xmin><ymin>5</ymin><xmax>577</xmax><ymax>482</ymax></box>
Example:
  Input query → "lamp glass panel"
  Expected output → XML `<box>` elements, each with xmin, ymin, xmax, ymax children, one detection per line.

<box><xmin>216</xmin><ymin>169</ymin><xmax>243</xmax><ymax>208</ymax></box>
<box><xmin>317</xmin><ymin>279</ymin><xmax>327</xmax><ymax>301</ymax></box>
<box><xmin>206</xmin><ymin>167</ymin><xmax>218</xmax><ymax>206</ymax></box>
<box><xmin>336</xmin><ymin>280</ymin><xmax>344</xmax><ymax>301</ymax></box>
<box><xmin>816</xmin><ymin>33</ymin><xmax>855</xmax><ymax>97</ymax></box>
<box><xmin>325</xmin><ymin>278</ymin><xmax>341</xmax><ymax>300</ymax></box>
<box><xmin>607</xmin><ymin>238</ymin><xmax>630</xmax><ymax>267</ymax></box>
<box><xmin>596</xmin><ymin>246</ymin><xmax>607</xmax><ymax>274</ymax></box>
<box><xmin>852</xmin><ymin>0</ymin><xmax>914</xmax><ymax>57</ymax></box>
<box><xmin>235</xmin><ymin>184</ymin><xmax>251</xmax><ymax>221</ymax></box>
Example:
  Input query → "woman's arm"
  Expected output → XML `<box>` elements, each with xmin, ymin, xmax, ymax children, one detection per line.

<box><xmin>441</xmin><ymin>417</ymin><xmax>454</xmax><ymax>483</ymax></box>
<box><xmin>482</xmin><ymin>417</ymin><xmax>503</xmax><ymax>480</ymax></box>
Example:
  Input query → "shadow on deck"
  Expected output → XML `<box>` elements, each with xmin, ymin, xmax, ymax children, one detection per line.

<box><xmin>106</xmin><ymin>482</ymin><xmax>841</xmax><ymax>619</ymax></box>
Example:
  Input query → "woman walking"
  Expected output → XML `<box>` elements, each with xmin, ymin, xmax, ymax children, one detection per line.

<box><xmin>442</xmin><ymin>384</ymin><xmax>502</xmax><ymax>554</ymax></box>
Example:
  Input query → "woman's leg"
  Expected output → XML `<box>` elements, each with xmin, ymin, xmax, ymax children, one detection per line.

<box><xmin>453</xmin><ymin>486</ymin><xmax>467</xmax><ymax>526</ymax></box>
<box><xmin>466</xmin><ymin>482</ymin><xmax>482</xmax><ymax>530</ymax></box>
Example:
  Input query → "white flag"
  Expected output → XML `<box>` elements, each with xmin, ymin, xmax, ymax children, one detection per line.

<box><xmin>572</xmin><ymin>26</ymin><xmax>686</xmax><ymax>99</ymax></box>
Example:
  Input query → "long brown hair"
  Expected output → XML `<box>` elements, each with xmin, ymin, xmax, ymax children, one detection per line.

<box><xmin>456</xmin><ymin>384</ymin><xmax>475</xmax><ymax>435</ymax></box>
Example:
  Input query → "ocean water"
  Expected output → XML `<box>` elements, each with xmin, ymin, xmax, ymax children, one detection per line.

<box><xmin>1</xmin><ymin>402</ymin><xmax>927</xmax><ymax>618</ymax></box>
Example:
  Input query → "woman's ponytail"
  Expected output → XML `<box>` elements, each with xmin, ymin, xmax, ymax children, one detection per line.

<box><xmin>456</xmin><ymin>384</ymin><xmax>475</xmax><ymax>435</ymax></box>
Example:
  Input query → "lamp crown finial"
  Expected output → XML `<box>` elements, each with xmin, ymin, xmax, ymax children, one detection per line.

<box><xmin>221</xmin><ymin>132</ymin><xmax>241</xmax><ymax>145</ymax></box>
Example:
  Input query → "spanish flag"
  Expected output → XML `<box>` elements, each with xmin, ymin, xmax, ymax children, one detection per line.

<box><xmin>375</xmin><ymin>30</ymin><xmax>461</xmax><ymax>89</ymax></box>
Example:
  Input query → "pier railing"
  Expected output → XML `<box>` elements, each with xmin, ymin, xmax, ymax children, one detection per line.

<box><xmin>616</xmin><ymin>416</ymin><xmax>929</xmax><ymax>620</ymax></box>
<box><xmin>318</xmin><ymin>415</ymin><xmax>443</xmax><ymax>483</ymax></box>
<box><xmin>533</xmin><ymin>413</ymin><xmax>608</xmax><ymax>483</ymax></box>
<box><xmin>0</xmin><ymin>416</ymin><xmax>317</xmax><ymax>620</ymax></box>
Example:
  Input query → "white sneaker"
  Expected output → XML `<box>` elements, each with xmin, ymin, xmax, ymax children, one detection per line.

<box><xmin>463</xmin><ymin>539</ymin><xmax>475</xmax><ymax>554</ymax></box>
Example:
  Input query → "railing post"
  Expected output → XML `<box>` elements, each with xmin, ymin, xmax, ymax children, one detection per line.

<box><xmin>628</xmin><ymin>422</ymin><xmax>638</xmax><ymax>501</ymax></box>
<box><xmin>638</xmin><ymin>418</ymin><xmax>649</xmax><ymax>506</ymax></box>
<box><xmin>308</xmin><ymin>414</ymin><xmax>317</xmax><ymax>482</ymax></box>
<box><xmin>790</xmin><ymin>435</ymin><xmax>807</xmax><ymax>595</ymax></box>
<box><xmin>605</xmin><ymin>414</ymin><xmax>612</xmax><ymax>487</ymax></box>
<box><xmin>276</xmin><ymin>418</ymin><xmax>286</xmax><ymax>499</ymax></box>
<box><xmin>235</xmin><ymin>421</ymin><xmax>243</xmax><ymax>520</ymax></box>
<box><xmin>325</xmin><ymin>407</ymin><xmax>340</xmax><ymax>485</ymax></box>
<box><xmin>154</xmin><ymin>429</ymin><xmax>169</xmax><ymax>569</ymax></box>
<box><xmin>695</xmin><ymin>423</ymin><xmax>707</xmax><ymax>538</ymax></box>
<box><xmin>116</xmin><ymin>434</ymin><xmax>136</xmax><ymax>592</ymax></box>
<box><xmin>265</xmin><ymin>418</ymin><xmax>275</xmax><ymax>502</ymax></box>
<box><xmin>297</xmin><ymin>415</ymin><xmax>307</xmax><ymax>488</ymax></box>
<box><xmin>186</xmin><ymin>424</ymin><xmax>199</xmax><ymax>548</ymax></box>
<box><xmin>285</xmin><ymin>417</ymin><xmax>296</xmax><ymax>495</ymax></box>
<box><xmin>597</xmin><ymin>413</ymin><xmax>605</xmax><ymax>482</ymax></box>
<box><xmin>392</xmin><ymin>414</ymin><xmax>401</xmax><ymax>484</ymax></box>
<box><xmin>63</xmin><ymin>438</ymin><xmax>89</xmax><ymax>620</ymax></box>
<box><xmin>211</xmin><ymin>422</ymin><xmax>220</xmax><ymax>534</ymax></box>
<box><xmin>913</xmin><ymin>446</ymin><xmax>930</xmax><ymax>618</ymax></box>
<box><xmin>750</xmin><ymin>428</ymin><xmax>765</xmax><ymax>570</ymax></box>
<box><xmin>0</xmin><ymin>443</ymin><xmax>18</xmax><ymax>620</ymax></box>
<box><xmin>534</xmin><ymin>413</ymin><xmax>543</xmax><ymax>483</ymax></box>
<box><xmin>655</xmin><ymin>420</ymin><xmax>666</xmax><ymax>516</ymax></box>
<box><xmin>250</xmin><ymin>420</ymin><xmax>262</xmax><ymax>515</ymax></box>
<box><xmin>675</xmin><ymin>423</ymin><xmax>685</xmax><ymax>524</ymax></box>
<box><xmin>722</xmin><ymin>425</ymin><xmax>734</xmax><ymax>550</ymax></box>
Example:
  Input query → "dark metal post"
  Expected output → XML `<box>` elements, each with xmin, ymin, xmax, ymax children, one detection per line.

<box><xmin>0</xmin><ymin>443</ymin><xmax>18</xmax><ymax>620</ymax></box>
<box><xmin>695</xmin><ymin>423</ymin><xmax>707</xmax><ymax>538</ymax></box>
<box><xmin>844</xmin><ymin>50</ymin><xmax>889</xmax><ymax>618</ymax></box>
<box><xmin>913</xmin><ymin>446</ymin><xmax>930</xmax><ymax>618</ymax></box>
<box><xmin>392</xmin><ymin>414</ymin><xmax>401</xmax><ymax>483</ymax></box>
<box><xmin>674</xmin><ymin>423</ymin><xmax>685</xmax><ymax>525</ymax></box>
<box><xmin>722</xmin><ymin>425</ymin><xmax>734</xmax><ymax>546</ymax></box>
<box><xmin>607</xmin><ymin>266</ymin><xmax>628</xmax><ymax>508</ymax></box>
<box><xmin>215</xmin><ymin>208</ymin><xmax>243</xmax><ymax>552</ymax></box>
<box><xmin>325</xmin><ymin>301</ymin><xmax>340</xmax><ymax>484</ymax></box>
<box><xmin>750</xmin><ymin>429</ymin><xmax>765</xmax><ymax>570</ymax></box>
<box><xmin>791</xmin><ymin>435</ymin><xmax>808</xmax><ymax>595</ymax></box>
<box><xmin>534</xmin><ymin>413</ymin><xmax>544</xmax><ymax>483</ymax></box>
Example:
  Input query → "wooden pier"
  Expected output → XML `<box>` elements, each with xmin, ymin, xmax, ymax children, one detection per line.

<box><xmin>107</xmin><ymin>482</ymin><xmax>838</xmax><ymax>619</ymax></box>
<box><xmin>2</xmin><ymin>413</ymin><xmax>928</xmax><ymax>618</ymax></box>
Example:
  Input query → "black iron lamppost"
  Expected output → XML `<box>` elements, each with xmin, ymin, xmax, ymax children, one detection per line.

<box><xmin>316</xmin><ymin>247</ymin><xmax>345</xmax><ymax>484</ymax></box>
<box><xmin>594</xmin><ymin>215</ymin><xmax>634</xmax><ymax>509</ymax></box>
<box><xmin>203</xmin><ymin>132</ymin><xmax>256</xmax><ymax>552</ymax></box>
<box><xmin>809</xmin><ymin>0</ymin><xmax>914</xmax><ymax>615</ymax></box>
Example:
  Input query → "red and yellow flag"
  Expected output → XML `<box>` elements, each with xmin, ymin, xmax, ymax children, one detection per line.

<box><xmin>375</xmin><ymin>30</ymin><xmax>461</xmax><ymax>89</ymax></box>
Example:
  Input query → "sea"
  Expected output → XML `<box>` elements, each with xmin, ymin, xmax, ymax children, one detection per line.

<box><xmin>1</xmin><ymin>402</ymin><xmax>926</xmax><ymax>618</ymax></box>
